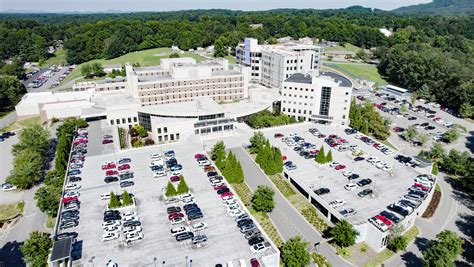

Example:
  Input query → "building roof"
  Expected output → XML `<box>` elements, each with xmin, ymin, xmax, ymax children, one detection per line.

<box><xmin>320</xmin><ymin>71</ymin><xmax>352</xmax><ymax>88</ymax></box>
<box><xmin>285</xmin><ymin>73</ymin><xmax>313</xmax><ymax>84</ymax></box>
<box><xmin>139</xmin><ymin>97</ymin><xmax>224</xmax><ymax>117</ymax></box>
<box><xmin>50</xmin><ymin>238</ymin><xmax>72</xmax><ymax>262</ymax></box>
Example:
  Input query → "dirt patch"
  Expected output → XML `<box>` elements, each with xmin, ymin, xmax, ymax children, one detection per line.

<box><xmin>422</xmin><ymin>190</ymin><xmax>441</xmax><ymax>218</ymax></box>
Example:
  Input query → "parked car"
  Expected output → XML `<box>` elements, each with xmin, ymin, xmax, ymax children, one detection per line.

<box><xmin>176</xmin><ymin>231</ymin><xmax>194</xmax><ymax>241</ymax></box>
<box><xmin>340</xmin><ymin>208</ymin><xmax>357</xmax><ymax>217</ymax></box>
<box><xmin>314</xmin><ymin>188</ymin><xmax>330</xmax><ymax>195</ymax></box>
<box><xmin>357</xmin><ymin>179</ymin><xmax>372</xmax><ymax>187</ymax></box>
<box><xmin>120</xmin><ymin>181</ymin><xmax>135</xmax><ymax>188</ymax></box>
<box><xmin>358</xmin><ymin>189</ymin><xmax>373</xmax><ymax>198</ymax></box>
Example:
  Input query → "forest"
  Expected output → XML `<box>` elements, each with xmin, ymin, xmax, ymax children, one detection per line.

<box><xmin>0</xmin><ymin>8</ymin><xmax>473</xmax><ymax>113</ymax></box>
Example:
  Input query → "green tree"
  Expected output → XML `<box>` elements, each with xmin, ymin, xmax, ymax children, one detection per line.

<box><xmin>356</xmin><ymin>49</ymin><xmax>369</xmax><ymax>61</ymax></box>
<box><xmin>132</xmin><ymin>124</ymin><xmax>148</xmax><ymax>138</ymax></box>
<box><xmin>35</xmin><ymin>185</ymin><xmax>62</xmax><ymax>216</ymax></box>
<box><xmin>388</xmin><ymin>235</ymin><xmax>408</xmax><ymax>252</ymax></box>
<box><xmin>443</xmin><ymin>128</ymin><xmax>459</xmax><ymax>143</ymax></box>
<box><xmin>316</xmin><ymin>146</ymin><xmax>326</xmax><ymax>164</ymax></box>
<box><xmin>12</xmin><ymin>124</ymin><xmax>50</xmax><ymax>156</ymax></box>
<box><xmin>234</xmin><ymin>161</ymin><xmax>245</xmax><ymax>183</ymax></box>
<box><xmin>458</xmin><ymin>102</ymin><xmax>473</xmax><ymax>118</ymax></box>
<box><xmin>431</xmin><ymin>161</ymin><xmax>439</xmax><ymax>176</ymax></box>
<box><xmin>122</xmin><ymin>191</ymin><xmax>134</xmax><ymax>206</ymax></box>
<box><xmin>177</xmin><ymin>176</ymin><xmax>189</xmax><ymax>194</ymax></box>
<box><xmin>109</xmin><ymin>192</ymin><xmax>121</xmax><ymax>208</ymax></box>
<box><xmin>251</xmin><ymin>185</ymin><xmax>275</xmax><ymax>212</ymax></box>
<box><xmin>213</xmin><ymin>36</ymin><xmax>229</xmax><ymax>58</ymax></box>
<box><xmin>169</xmin><ymin>52</ymin><xmax>180</xmax><ymax>58</ymax></box>
<box><xmin>280</xmin><ymin>236</ymin><xmax>311</xmax><ymax>267</ymax></box>
<box><xmin>312</xmin><ymin>252</ymin><xmax>331</xmax><ymax>267</ymax></box>
<box><xmin>423</xmin><ymin>230</ymin><xmax>464</xmax><ymax>267</ymax></box>
<box><xmin>326</xmin><ymin>150</ymin><xmax>333</xmax><ymax>164</ymax></box>
<box><xmin>273</xmin><ymin>147</ymin><xmax>284</xmax><ymax>173</ymax></box>
<box><xmin>0</xmin><ymin>76</ymin><xmax>27</xmax><ymax>112</ymax></box>
<box><xmin>91</xmin><ymin>62</ymin><xmax>105</xmax><ymax>77</ymax></box>
<box><xmin>429</xmin><ymin>143</ymin><xmax>445</xmax><ymax>160</ymax></box>
<box><xmin>249</xmin><ymin>132</ymin><xmax>266</xmax><ymax>154</ymax></box>
<box><xmin>165</xmin><ymin>181</ymin><xmax>177</xmax><ymax>197</ymax></box>
<box><xmin>417</xmin><ymin>84</ymin><xmax>432</xmax><ymax>100</ymax></box>
<box><xmin>20</xmin><ymin>231</ymin><xmax>53</xmax><ymax>267</ymax></box>
<box><xmin>331</xmin><ymin>220</ymin><xmax>359</xmax><ymax>247</ymax></box>
<box><xmin>81</xmin><ymin>63</ymin><xmax>92</xmax><ymax>77</ymax></box>
<box><xmin>1</xmin><ymin>57</ymin><xmax>25</xmax><ymax>79</ymax></box>
<box><xmin>211</xmin><ymin>141</ymin><xmax>226</xmax><ymax>169</ymax></box>
<box><xmin>7</xmin><ymin>149</ymin><xmax>44</xmax><ymax>189</ymax></box>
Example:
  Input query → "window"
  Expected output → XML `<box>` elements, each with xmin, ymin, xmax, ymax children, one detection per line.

<box><xmin>122</xmin><ymin>118</ymin><xmax>126</xmax><ymax>124</ymax></box>
<box><xmin>342</xmin><ymin>115</ymin><xmax>346</xmax><ymax>119</ymax></box>
<box><xmin>110</xmin><ymin>120</ymin><xmax>114</xmax><ymax>125</ymax></box>
<box><xmin>170</xmin><ymin>134</ymin><xmax>174</xmax><ymax>141</ymax></box>
<box><xmin>176</xmin><ymin>133</ymin><xmax>180</xmax><ymax>140</ymax></box>
<box><xmin>345</xmin><ymin>92</ymin><xmax>349</xmax><ymax>95</ymax></box>
<box><xmin>164</xmin><ymin>127</ymin><xmax>168</xmax><ymax>133</ymax></box>
<box><xmin>158</xmin><ymin>136</ymin><xmax>162</xmax><ymax>142</ymax></box>
<box><xmin>128</xmin><ymin>117</ymin><xmax>131</xmax><ymax>123</ymax></box>
<box><xmin>158</xmin><ymin>128</ymin><xmax>162</xmax><ymax>134</ymax></box>
<box><xmin>164</xmin><ymin>135</ymin><xmax>168</xmax><ymax>141</ymax></box>
<box><xmin>133</xmin><ymin>117</ymin><xmax>137</xmax><ymax>122</ymax></box>
<box><xmin>319</xmin><ymin>86</ymin><xmax>332</xmax><ymax>116</ymax></box>
<box><xmin>116</xmin><ymin>119</ymin><xmax>120</xmax><ymax>124</ymax></box>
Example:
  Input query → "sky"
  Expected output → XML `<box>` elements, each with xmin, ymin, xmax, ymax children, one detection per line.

<box><xmin>0</xmin><ymin>0</ymin><xmax>432</xmax><ymax>13</ymax></box>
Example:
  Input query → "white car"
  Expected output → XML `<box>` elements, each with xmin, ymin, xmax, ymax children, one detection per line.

<box><xmin>102</xmin><ymin>232</ymin><xmax>119</xmax><ymax>242</ymax></box>
<box><xmin>382</xmin><ymin>164</ymin><xmax>393</xmax><ymax>171</ymax></box>
<box><xmin>329</xmin><ymin>161</ymin><xmax>340</xmax><ymax>168</ymax></box>
<box><xmin>182</xmin><ymin>198</ymin><xmax>195</xmax><ymax>205</ymax></box>
<box><xmin>228</xmin><ymin>209</ymin><xmax>244</xmax><ymax>218</ymax></box>
<box><xmin>227</xmin><ymin>204</ymin><xmax>240</xmax><ymax>212</ymax></box>
<box><xmin>122</xmin><ymin>215</ymin><xmax>139</xmax><ymax>222</ymax></box>
<box><xmin>375</xmin><ymin>161</ymin><xmax>384</xmax><ymax>169</ymax></box>
<box><xmin>223</xmin><ymin>199</ymin><xmax>237</xmax><ymax>206</ymax></box>
<box><xmin>414</xmin><ymin>178</ymin><xmax>433</xmax><ymax>186</ymax></box>
<box><xmin>369</xmin><ymin>217</ymin><xmax>389</xmax><ymax>232</ymax></box>
<box><xmin>65</xmin><ymin>183</ymin><xmax>81</xmax><ymax>191</ymax></box>
<box><xmin>153</xmin><ymin>170</ymin><xmax>167</xmax><ymax>178</ymax></box>
<box><xmin>171</xmin><ymin>217</ymin><xmax>185</xmax><ymax>225</ymax></box>
<box><xmin>171</xmin><ymin>170</ymin><xmax>182</xmax><ymax>176</ymax></box>
<box><xmin>122</xmin><ymin>211</ymin><xmax>137</xmax><ymax>217</ymax></box>
<box><xmin>103</xmin><ymin>225</ymin><xmax>121</xmax><ymax>232</ymax></box>
<box><xmin>2</xmin><ymin>183</ymin><xmax>16</xmax><ymax>192</ymax></box>
<box><xmin>367</xmin><ymin>156</ymin><xmax>378</xmax><ymax>163</ymax></box>
<box><xmin>150</xmin><ymin>153</ymin><xmax>161</xmax><ymax>159</ymax></box>
<box><xmin>192</xmin><ymin>222</ymin><xmax>208</xmax><ymax>231</ymax></box>
<box><xmin>125</xmin><ymin>231</ymin><xmax>144</xmax><ymax>242</ymax></box>
<box><xmin>123</xmin><ymin>226</ymin><xmax>142</xmax><ymax>236</ymax></box>
<box><xmin>221</xmin><ymin>195</ymin><xmax>234</xmax><ymax>202</ymax></box>
<box><xmin>250</xmin><ymin>242</ymin><xmax>270</xmax><ymax>254</ymax></box>
<box><xmin>342</xmin><ymin>171</ymin><xmax>353</xmax><ymax>177</ymax></box>
<box><xmin>100</xmin><ymin>193</ymin><xmax>111</xmax><ymax>200</ymax></box>
<box><xmin>198</xmin><ymin>160</ymin><xmax>210</xmax><ymax>166</ymax></box>
<box><xmin>171</xmin><ymin>226</ymin><xmax>190</xmax><ymax>236</ymax></box>
<box><xmin>150</xmin><ymin>159</ymin><xmax>165</xmax><ymax>167</ymax></box>
<box><xmin>329</xmin><ymin>199</ymin><xmax>346</xmax><ymax>209</ymax></box>
<box><xmin>344</xmin><ymin>183</ymin><xmax>359</xmax><ymax>191</ymax></box>
<box><xmin>179</xmin><ymin>193</ymin><xmax>194</xmax><ymax>200</ymax></box>
<box><xmin>102</xmin><ymin>220</ymin><xmax>121</xmax><ymax>228</ymax></box>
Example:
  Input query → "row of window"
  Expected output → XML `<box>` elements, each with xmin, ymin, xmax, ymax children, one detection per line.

<box><xmin>194</xmin><ymin>124</ymin><xmax>234</xmax><ymax>135</ymax></box>
<box><xmin>283</xmin><ymin>101</ymin><xmax>313</xmax><ymax>106</ymax></box>
<box><xmin>282</xmin><ymin>107</ymin><xmax>312</xmax><ymax>115</ymax></box>
<box><xmin>110</xmin><ymin>116</ymin><xmax>138</xmax><ymax>126</ymax></box>
<box><xmin>287</xmin><ymin>59</ymin><xmax>304</xmax><ymax>64</ymax></box>
<box><xmin>138</xmin><ymin>71</ymin><xmax>171</xmax><ymax>77</ymax></box>
<box><xmin>139</xmin><ymin>89</ymin><xmax>244</xmax><ymax>98</ymax></box>
<box><xmin>141</xmin><ymin>95</ymin><xmax>242</xmax><ymax>104</ymax></box>
<box><xmin>138</xmin><ymin>81</ymin><xmax>244</xmax><ymax>91</ymax></box>
<box><xmin>157</xmin><ymin>133</ymin><xmax>180</xmax><ymax>143</ymax></box>
<box><xmin>283</xmin><ymin>94</ymin><xmax>314</xmax><ymax>99</ymax></box>
<box><xmin>286</xmin><ymin>66</ymin><xmax>303</xmax><ymax>71</ymax></box>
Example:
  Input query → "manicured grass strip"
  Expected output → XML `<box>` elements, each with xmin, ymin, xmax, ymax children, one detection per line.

<box><xmin>268</xmin><ymin>174</ymin><xmax>297</xmax><ymax>198</ymax></box>
<box><xmin>229</xmin><ymin>182</ymin><xmax>283</xmax><ymax>247</ymax></box>
<box><xmin>0</xmin><ymin>201</ymin><xmax>25</xmax><ymax>222</ymax></box>
<box><xmin>324</xmin><ymin>62</ymin><xmax>387</xmax><ymax>85</ymax></box>
<box><xmin>46</xmin><ymin>215</ymin><xmax>56</xmax><ymax>229</ymax></box>
<box><xmin>1</xmin><ymin>116</ymin><xmax>41</xmax><ymax>132</ymax></box>
<box><xmin>41</xmin><ymin>48</ymin><xmax>68</xmax><ymax>67</ymax></box>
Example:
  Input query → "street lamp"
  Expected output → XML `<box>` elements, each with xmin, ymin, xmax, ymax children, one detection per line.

<box><xmin>162</xmin><ymin>261</ymin><xmax>166</xmax><ymax>267</ymax></box>
<box><xmin>89</xmin><ymin>256</ymin><xmax>95</xmax><ymax>267</ymax></box>
<box><xmin>185</xmin><ymin>256</ymin><xmax>189</xmax><ymax>267</ymax></box>
<box><xmin>153</xmin><ymin>257</ymin><xmax>157</xmax><ymax>267</ymax></box>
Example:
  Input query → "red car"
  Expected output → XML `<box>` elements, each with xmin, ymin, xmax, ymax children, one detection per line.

<box><xmin>106</xmin><ymin>170</ymin><xmax>118</xmax><ymax>176</ymax></box>
<box><xmin>310</xmin><ymin>150</ymin><xmax>319</xmax><ymax>155</ymax></box>
<box><xmin>118</xmin><ymin>164</ymin><xmax>130</xmax><ymax>171</ymax></box>
<box><xmin>102</xmin><ymin>139</ymin><xmax>113</xmax><ymax>144</ymax></box>
<box><xmin>335</xmin><ymin>165</ymin><xmax>346</xmax><ymax>170</ymax></box>
<box><xmin>282</xmin><ymin>155</ymin><xmax>287</xmax><ymax>161</ymax></box>
<box><xmin>250</xmin><ymin>258</ymin><xmax>260</xmax><ymax>267</ymax></box>
<box><xmin>220</xmin><ymin>192</ymin><xmax>234</xmax><ymax>198</ymax></box>
<box><xmin>73</xmin><ymin>139</ymin><xmax>87</xmax><ymax>145</ymax></box>
<box><xmin>101</xmin><ymin>162</ymin><xmax>116</xmax><ymax>170</ymax></box>
<box><xmin>168</xmin><ymin>213</ymin><xmax>184</xmax><ymax>220</ymax></box>
<box><xmin>170</xmin><ymin>176</ymin><xmax>180</xmax><ymax>182</ymax></box>
<box><xmin>274</xmin><ymin>133</ymin><xmax>284</xmax><ymax>138</ymax></box>
<box><xmin>62</xmin><ymin>196</ymin><xmax>78</xmax><ymax>203</ymax></box>
<box><xmin>414</xmin><ymin>183</ymin><xmax>431</xmax><ymax>191</ymax></box>
<box><xmin>433</xmin><ymin>117</ymin><xmax>441</xmax><ymax>121</ymax></box>
<box><xmin>317</xmin><ymin>134</ymin><xmax>326</xmax><ymax>138</ymax></box>
<box><xmin>194</xmin><ymin>153</ymin><xmax>205</xmax><ymax>159</ymax></box>
<box><xmin>329</xmin><ymin>143</ymin><xmax>338</xmax><ymax>147</ymax></box>
<box><xmin>328</xmin><ymin>134</ymin><xmax>337</xmax><ymax>139</ymax></box>
<box><xmin>375</xmin><ymin>215</ymin><xmax>392</xmax><ymax>226</ymax></box>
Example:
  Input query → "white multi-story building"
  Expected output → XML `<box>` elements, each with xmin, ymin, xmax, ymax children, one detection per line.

<box><xmin>281</xmin><ymin>71</ymin><xmax>353</xmax><ymax>125</ymax></box>
<box><xmin>236</xmin><ymin>37</ymin><xmax>323</xmax><ymax>89</ymax></box>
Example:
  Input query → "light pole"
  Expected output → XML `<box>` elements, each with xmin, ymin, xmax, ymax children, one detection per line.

<box><xmin>190</xmin><ymin>259</ymin><xmax>193</xmax><ymax>267</ymax></box>
<box><xmin>162</xmin><ymin>261</ymin><xmax>166</xmax><ymax>267</ymax></box>
<box><xmin>153</xmin><ymin>257</ymin><xmax>157</xmax><ymax>267</ymax></box>
<box><xmin>185</xmin><ymin>256</ymin><xmax>189</xmax><ymax>267</ymax></box>
<box><xmin>89</xmin><ymin>256</ymin><xmax>95</xmax><ymax>267</ymax></box>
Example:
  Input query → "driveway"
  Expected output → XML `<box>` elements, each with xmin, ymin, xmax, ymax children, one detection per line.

<box><xmin>230</xmin><ymin>147</ymin><xmax>352</xmax><ymax>266</ymax></box>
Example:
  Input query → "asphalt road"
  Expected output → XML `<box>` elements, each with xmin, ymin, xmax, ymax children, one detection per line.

<box><xmin>230</xmin><ymin>147</ymin><xmax>352</xmax><ymax>267</ymax></box>
<box><xmin>0</xmin><ymin>112</ymin><xmax>17</xmax><ymax>129</ymax></box>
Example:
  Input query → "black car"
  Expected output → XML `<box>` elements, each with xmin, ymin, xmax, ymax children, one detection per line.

<box><xmin>248</xmin><ymin>236</ymin><xmax>264</xmax><ymax>246</ymax></box>
<box><xmin>425</xmin><ymin>126</ymin><xmax>436</xmax><ymax>130</ymax></box>
<box><xmin>167</xmin><ymin>207</ymin><xmax>182</xmax><ymax>214</ymax></box>
<box><xmin>118</xmin><ymin>158</ymin><xmax>131</xmax><ymax>165</ymax></box>
<box><xmin>166</xmin><ymin>158</ymin><xmax>178</xmax><ymax>168</ymax></box>
<box><xmin>237</xmin><ymin>218</ymin><xmax>253</xmax><ymax>227</ymax></box>
<box><xmin>62</xmin><ymin>214</ymin><xmax>80</xmax><ymax>221</ymax></box>
<box><xmin>62</xmin><ymin>210</ymin><xmax>79</xmax><ymax>216</ymax></box>
<box><xmin>409</xmin><ymin>190</ymin><xmax>427</xmax><ymax>199</ymax></box>
<box><xmin>69</xmin><ymin>176</ymin><xmax>82</xmax><ymax>182</ymax></box>
<box><xmin>185</xmin><ymin>208</ymin><xmax>202</xmax><ymax>215</ymax></box>
<box><xmin>207</xmin><ymin>171</ymin><xmax>218</xmax><ymax>178</ymax></box>
<box><xmin>387</xmin><ymin>204</ymin><xmax>409</xmax><ymax>217</ymax></box>
<box><xmin>380</xmin><ymin>211</ymin><xmax>400</xmax><ymax>224</ymax></box>
<box><xmin>120</xmin><ymin>181</ymin><xmax>135</xmax><ymax>188</ymax></box>
<box><xmin>358</xmin><ymin>189</ymin><xmax>373</xmax><ymax>197</ymax></box>
<box><xmin>356</xmin><ymin>179</ymin><xmax>372</xmax><ymax>187</ymax></box>
<box><xmin>151</xmin><ymin>165</ymin><xmax>164</xmax><ymax>171</ymax></box>
<box><xmin>176</xmin><ymin>232</ymin><xmax>194</xmax><ymax>241</ymax></box>
<box><xmin>104</xmin><ymin>176</ymin><xmax>119</xmax><ymax>183</ymax></box>
<box><xmin>399</xmin><ymin>199</ymin><xmax>418</xmax><ymax>209</ymax></box>
<box><xmin>123</xmin><ymin>220</ymin><xmax>141</xmax><ymax>227</ymax></box>
<box><xmin>348</xmin><ymin>174</ymin><xmax>360</xmax><ymax>180</ymax></box>
<box><xmin>354</xmin><ymin>156</ymin><xmax>365</xmax><ymax>161</ymax></box>
<box><xmin>188</xmin><ymin>213</ymin><xmax>203</xmax><ymax>220</ymax></box>
<box><xmin>314</xmin><ymin>188</ymin><xmax>330</xmax><ymax>196</ymax></box>
<box><xmin>103</xmin><ymin>214</ymin><xmax>121</xmax><ymax>221</ymax></box>
<box><xmin>104</xmin><ymin>210</ymin><xmax>120</xmax><ymax>216</ymax></box>
<box><xmin>55</xmin><ymin>232</ymin><xmax>78</xmax><ymax>241</ymax></box>
<box><xmin>216</xmin><ymin>188</ymin><xmax>230</xmax><ymax>195</ymax></box>
<box><xmin>68</xmin><ymin>170</ymin><xmax>81</xmax><ymax>176</ymax></box>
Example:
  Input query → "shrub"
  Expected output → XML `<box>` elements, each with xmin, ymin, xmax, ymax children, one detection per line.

<box><xmin>331</xmin><ymin>220</ymin><xmax>359</xmax><ymax>247</ymax></box>
<box><xmin>326</xmin><ymin>149</ymin><xmax>333</xmax><ymax>163</ymax></box>
<box><xmin>165</xmin><ymin>181</ymin><xmax>177</xmax><ymax>197</ymax></box>
<box><xmin>121</xmin><ymin>191</ymin><xmax>134</xmax><ymax>206</ymax></box>
<box><xmin>20</xmin><ymin>231</ymin><xmax>53</xmax><ymax>267</ymax></box>
<box><xmin>312</xmin><ymin>252</ymin><xmax>331</xmax><ymax>267</ymax></box>
<box><xmin>315</xmin><ymin>146</ymin><xmax>326</xmax><ymax>164</ymax></box>
<box><xmin>388</xmin><ymin>236</ymin><xmax>408</xmax><ymax>252</ymax></box>
<box><xmin>177</xmin><ymin>176</ymin><xmax>189</xmax><ymax>194</ymax></box>
<box><xmin>431</xmin><ymin>161</ymin><xmax>439</xmax><ymax>175</ymax></box>
<box><xmin>280</xmin><ymin>236</ymin><xmax>311</xmax><ymax>266</ymax></box>
<box><xmin>109</xmin><ymin>192</ymin><xmax>121</xmax><ymax>208</ymax></box>
<box><xmin>251</xmin><ymin>185</ymin><xmax>275</xmax><ymax>212</ymax></box>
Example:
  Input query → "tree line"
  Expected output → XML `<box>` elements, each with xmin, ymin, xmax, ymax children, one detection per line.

<box><xmin>249</xmin><ymin>132</ymin><xmax>284</xmax><ymax>175</ymax></box>
<box><xmin>211</xmin><ymin>141</ymin><xmax>245</xmax><ymax>183</ymax></box>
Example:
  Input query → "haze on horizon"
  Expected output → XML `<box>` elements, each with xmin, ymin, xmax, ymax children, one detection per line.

<box><xmin>1</xmin><ymin>0</ymin><xmax>432</xmax><ymax>13</ymax></box>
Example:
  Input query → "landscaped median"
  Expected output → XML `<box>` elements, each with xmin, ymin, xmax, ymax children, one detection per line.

<box><xmin>0</xmin><ymin>201</ymin><xmax>25</xmax><ymax>225</ymax></box>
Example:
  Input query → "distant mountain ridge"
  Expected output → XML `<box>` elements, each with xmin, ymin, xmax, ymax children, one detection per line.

<box><xmin>392</xmin><ymin>0</ymin><xmax>474</xmax><ymax>15</ymax></box>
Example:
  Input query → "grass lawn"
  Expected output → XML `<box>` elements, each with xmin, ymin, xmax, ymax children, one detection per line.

<box><xmin>41</xmin><ymin>48</ymin><xmax>68</xmax><ymax>67</ymax></box>
<box><xmin>324</xmin><ymin>62</ymin><xmax>387</xmax><ymax>85</ymax></box>
<box><xmin>0</xmin><ymin>201</ymin><xmax>25</xmax><ymax>222</ymax></box>
<box><xmin>325</xmin><ymin>43</ymin><xmax>361</xmax><ymax>53</ymax></box>
<box><xmin>224</xmin><ymin>55</ymin><xmax>237</xmax><ymax>64</ymax></box>
<box><xmin>46</xmin><ymin>215</ymin><xmax>56</xmax><ymax>229</ymax></box>
<box><xmin>1</xmin><ymin>116</ymin><xmax>41</xmax><ymax>132</ymax></box>
<box><xmin>62</xmin><ymin>48</ymin><xmax>207</xmax><ymax>84</ymax></box>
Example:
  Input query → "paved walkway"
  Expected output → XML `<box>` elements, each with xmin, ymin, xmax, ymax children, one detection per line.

<box><xmin>231</xmin><ymin>147</ymin><xmax>352</xmax><ymax>266</ymax></box>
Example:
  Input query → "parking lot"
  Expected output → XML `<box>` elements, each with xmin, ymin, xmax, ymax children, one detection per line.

<box><xmin>59</xmin><ymin>125</ymin><xmax>275</xmax><ymax>266</ymax></box>
<box><xmin>23</xmin><ymin>66</ymin><xmax>70</xmax><ymax>92</ymax></box>
<box><xmin>259</xmin><ymin>123</ymin><xmax>425</xmax><ymax>225</ymax></box>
